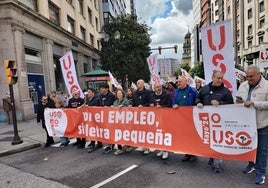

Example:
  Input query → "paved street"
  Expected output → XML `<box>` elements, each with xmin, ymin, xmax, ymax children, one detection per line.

<box><xmin>0</xmin><ymin>142</ymin><xmax>265</xmax><ymax>188</ymax></box>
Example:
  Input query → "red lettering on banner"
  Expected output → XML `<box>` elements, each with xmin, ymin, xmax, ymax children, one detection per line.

<box><xmin>212</xmin><ymin>130</ymin><xmax>252</xmax><ymax>146</ymax></box>
<box><xmin>212</xmin><ymin>54</ymin><xmax>226</xmax><ymax>74</ymax></box>
<box><xmin>62</xmin><ymin>55</ymin><xmax>81</xmax><ymax>96</ymax></box>
<box><xmin>67</xmin><ymin>71</ymin><xmax>74</xmax><ymax>84</ymax></box>
<box><xmin>199</xmin><ymin>113</ymin><xmax>210</xmax><ymax>144</ymax></box>
<box><xmin>62</xmin><ymin>56</ymin><xmax>71</xmax><ymax>70</ymax></box>
<box><xmin>260</xmin><ymin>52</ymin><xmax>268</xmax><ymax>61</ymax></box>
<box><xmin>207</xmin><ymin>24</ymin><xmax>234</xmax><ymax>93</ymax></box>
<box><xmin>207</xmin><ymin>25</ymin><xmax>226</xmax><ymax>51</ymax></box>
<box><xmin>149</xmin><ymin>58</ymin><xmax>155</xmax><ymax>66</ymax></box>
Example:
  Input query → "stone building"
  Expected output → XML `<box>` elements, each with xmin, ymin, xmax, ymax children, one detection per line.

<box><xmin>0</xmin><ymin>0</ymin><xmax>102</xmax><ymax>120</ymax></box>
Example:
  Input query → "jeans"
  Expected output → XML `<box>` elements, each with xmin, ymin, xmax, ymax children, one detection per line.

<box><xmin>255</xmin><ymin>126</ymin><xmax>268</xmax><ymax>175</ymax></box>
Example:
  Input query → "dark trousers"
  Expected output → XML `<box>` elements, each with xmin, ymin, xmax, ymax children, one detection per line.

<box><xmin>44</xmin><ymin>126</ymin><xmax>54</xmax><ymax>144</ymax></box>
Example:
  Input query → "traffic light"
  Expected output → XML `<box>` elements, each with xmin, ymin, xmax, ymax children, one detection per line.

<box><xmin>174</xmin><ymin>45</ymin><xmax>178</xmax><ymax>53</ymax></box>
<box><xmin>158</xmin><ymin>46</ymin><xmax>162</xmax><ymax>55</ymax></box>
<box><xmin>4</xmin><ymin>60</ymin><xmax>18</xmax><ymax>85</ymax></box>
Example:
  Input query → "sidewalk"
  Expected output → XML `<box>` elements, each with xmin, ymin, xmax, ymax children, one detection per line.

<box><xmin>0</xmin><ymin>119</ymin><xmax>59</xmax><ymax>157</ymax></box>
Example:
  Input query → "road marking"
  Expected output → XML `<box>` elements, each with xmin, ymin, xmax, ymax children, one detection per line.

<box><xmin>90</xmin><ymin>164</ymin><xmax>138</xmax><ymax>188</ymax></box>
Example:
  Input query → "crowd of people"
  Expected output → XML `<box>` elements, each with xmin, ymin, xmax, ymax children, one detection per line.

<box><xmin>36</xmin><ymin>65</ymin><xmax>268</xmax><ymax>185</ymax></box>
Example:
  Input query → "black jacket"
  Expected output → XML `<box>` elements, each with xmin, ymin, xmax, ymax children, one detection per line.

<box><xmin>132</xmin><ymin>88</ymin><xmax>154</xmax><ymax>107</ymax></box>
<box><xmin>87</xmin><ymin>95</ymin><xmax>100</xmax><ymax>106</ymax></box>
<box><xmin>152</xmin><ymin>91</ymin><xmax>172</xmax><ymax>107</ymax></box>
<box><xmin>98</xmin><ymin>91</ymin><xmax>116</xmax><ymax>106</ymax></box>
<box><xmin>67</xmin><ymin>97</ymin><xmax>85</xmax><ymax>108</ymax></box>
<box><xmin>195</xmin><ymin>82</ymin><xmax>234</xmax><ymax>105</ymax></box>
<box><xmin>37</xmin><ymin>102</ymin><xmax>53</xmax><ymax>128</ymax></box>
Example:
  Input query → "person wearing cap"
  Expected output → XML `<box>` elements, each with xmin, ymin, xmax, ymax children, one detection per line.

<box><xmin>2</xmin><ymin>92</ymin><xmax>12</xmax><ymax>124</ymax></box>
<box><xmin>68</xmin><ymin>90</ymin><xmax>86</xmax><ymax>148</ymax></box>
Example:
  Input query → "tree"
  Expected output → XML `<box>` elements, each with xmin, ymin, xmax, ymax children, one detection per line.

<box><xmin>175</xmin><ymin>63</ymin><xmax>191</xmax><ymax>76</ymax></box>
<box><xmin>189</xmin><ymin>61</ymin><xmax>204</xmax><ymax>79</ymax></box>
<box><xmin>100</xmin><ymin>15</ymin><xmax>151</xmax><ymax>87</ymax></box>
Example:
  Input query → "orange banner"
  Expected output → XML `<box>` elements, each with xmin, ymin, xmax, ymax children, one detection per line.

<box><xmin>45</xmin><ymin>105</ymin><xmax>257</xmax><ymax>161</ymax></box>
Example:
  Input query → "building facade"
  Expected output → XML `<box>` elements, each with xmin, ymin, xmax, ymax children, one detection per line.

<box><xmin>0</xmin><ymin>0</ymin><xmax>102</xmax><ymax>120</ymax></box>
<box><xmin>158</xmin><ymin>58</ymin><xmax>179</xmax><ymax>79</ymax></box>
<box><xmin>195</xmin><ymin>0</ymin><xmax>268</xmax><ymax>70</ymax></box>
<box><xmin>181</xmin><ymin>31</ymin><xmax>191</xmax><ymax>66</ymax></box>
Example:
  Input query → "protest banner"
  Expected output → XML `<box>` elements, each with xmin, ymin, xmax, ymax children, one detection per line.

<box><xmin>45</xmin><ymin>105</ymin><xmax>257</xmax><ymax>161</ymax></box>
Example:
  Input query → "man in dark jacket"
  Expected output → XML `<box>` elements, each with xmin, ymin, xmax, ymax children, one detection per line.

<box><xmin>131</xmin><ymin>79</ymin><xmax>154</xmax><ymax>154</ymax></box>
<box><xmin>68</xmin><ymin>90</ymin><xmax>85</xmax><ymax>148</ymax></box>
<box><xmin>196</xmin><ymin>71</ymin><xmax>234</xmax><ymax>173</ymax></box>
<box><xmin>37</xmin><ymin>95</ymin><xmax>55</xmax><ymax>147</ymax></box>
<box><xmin>86</xmin><ymin>88</ymin><xmax>102</xmax><ymax>153</ymax></box>
<box><xmin>98</xmin><ymin>83</ymin><xmax>116</xmax><ymax>154</ymax></box>
<box><xmin>153</xmin><ymin>82</ymin><xmax>171</xmax><ymax>159</ymax></box>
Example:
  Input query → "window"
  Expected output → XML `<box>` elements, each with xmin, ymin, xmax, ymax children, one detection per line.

<box><xmin>248</xmin><ymin>8</ymin><xmax>252</xmax><ymax>19</ymax></box>
<box><xmin>49</xmin><ymin>2</ymin><xmax>59</xmax><ymax>25</ymax></box>
<box><xmin>259</xmin><ymin>1</ymin><xmax>264</xmax><ymax>12</ymax></box>
<box><xmin>94</xmin><ymin>0</ymin><xmax>98</xmax><ymax>10</ymax></box>
<box><xmin>248</xmin><ymin>25</ymin><xmax>252</xmax><ymax>35</ymax></box>
<box><xmin>259</xmin><ymin>18</ymin><xmax>265</xmax><ymax>28</ymax></box>
<box><xmin>88</xmin><ymin>8</ymin><xmax>92</xmax><ymax>24</ymax></box>
<box><xmin>215</xmin><ymin>0</ymin><xmax>218</xmax><ymax>6</ymax></box>
<box><xmin>19</xmin><ymin>0</ymin><xmax>37</xmax><ymax>11</ymax></box>
<box><xmin>215</xmin><ymin>10</ymin><xmax>219</xmax><ymax>16</ymax></box>
<box><xmin>248</xmin><ymin>40</ymin><xmax>252</xmax><ymax>48</ymax></box>
<box><xmin>236</xmin><ymin>29</ymin><xmax>240</xmax><ymax>37</ymax></box>
<box><xmin>80</xmin><ymin>26</ymin><xmax>86</xmax><ymax>41</ymax></box>
<box><xmin>227</xmin><ymin>6</ymin><xmax>231</xmax><ymax>14</ymax></box>
<box><xmin>259</xmin><ymin>36</ymin><xmax>264</xmax><ymax>44</ymax></box>
<box><xmin>248</xmin><ymin>0</ymin><xmax>252</xmax><ymax>2</ymax></box>
<box><xmin>78</xmin><ymin>0</ymin><xmax>83</xmax><ymax>15</ymax></box>
<box><xmin>95</xmin><ymin>17</ymin><xmax>99</xmax><ymax>32</ymax></box>
<box><xmin>67</xmin><ymin>16</ymin><xmax>75</xmax><ymax>34</ymax></box>
<box><xmin>236</xmin><ymin>15</ymin><xmax>240</xmax><ymax>24</ymax></box>
<box><xmin>90</xmin><ymin>33</ymin><xmax>94</xmax><ymax>46</ymax></box>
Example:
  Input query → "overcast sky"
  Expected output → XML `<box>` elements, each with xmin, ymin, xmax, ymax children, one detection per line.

<box><xmin>134</xmin><ymin>0</ymin><xmax>193</xmax><ymax>61</ymax></box>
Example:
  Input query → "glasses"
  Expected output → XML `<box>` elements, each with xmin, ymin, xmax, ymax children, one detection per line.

<box><xmin>246</xmin><ymin>75</ymin><xmax>254</xmax><ymax>78</ymax></box>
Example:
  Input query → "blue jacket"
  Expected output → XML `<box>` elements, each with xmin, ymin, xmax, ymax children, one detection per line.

<box><xmin>172</xmin><ymin>85</ymin><xmax>198</xmax><ymax>106</ymax></box>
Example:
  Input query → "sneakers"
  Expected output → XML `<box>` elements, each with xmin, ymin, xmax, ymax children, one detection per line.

<box><xmin>103</xmin><ymin>146</ymin><xmax>113</xmax><ymax>154</ymax></box>
<box><xmin>255</xmin><ymin>174</ymin><xmax>265</xmax><ymax>185</ymax></box>
<box><xmin>125</xmin><ymin>146</ymin><xmax>133</xmax><ymax>152</ymax></box>
<box><xmin>87</xmin><ymin>146</ymin><xmax>95</xmax><ymax>153</ymax></box>
<box><xmin>208</xmin><ymin>158</ymin><xmax>214</xmax><ymax>165</ymax></box>
<box><xmin>213</xmin><ymin>165</ymin><xmax>223</xmax><ymax>173</ymax></box>
<box><xmin>162</xmin><ymin>151</ymin><xmax>168</xmax><ymax>159</ymax></box>
<box><xmin>243</xmin><ymin>165</ymin><xmax>255</xmax><ymax>174</ymax></box>
<box><xmin>114</xmin><ymin>149</ymin><xmax>123</xmax><ymax>155</ymax></box>
<box><xmin>59</xmin><ymin>141</ymin><xmax>70</xmax><ymax>147</ymax></box>
<box><xmin>157</xmin><ymin>151</ymin><xmax>163</xmax><ymax>157</ymax></box>
<box><xmin>143</xmin><ymin>149</ymin><xmax>150</xmax><ymax>155</ymax></box>
<box><xmin>182</xmin><ymin>154</ymin><xmax>190</xmax><ymax>162</ymax></box>
<box><xmin>156</xmin><ymin>151</ymin><xmax>168</xmax><ymax>159</ymax></box>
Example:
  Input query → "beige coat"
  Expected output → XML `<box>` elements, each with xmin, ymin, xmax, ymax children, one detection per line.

<box><xmin>237</xmin><ymin>77</ymin><xmax>268</xmax><ymax>129</ymax></box>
